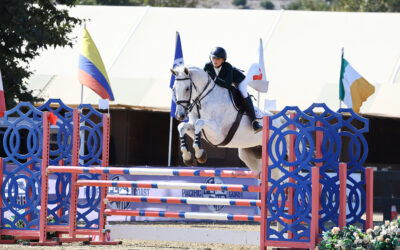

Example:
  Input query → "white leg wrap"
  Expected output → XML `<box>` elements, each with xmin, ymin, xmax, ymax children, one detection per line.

<box><xmin>193</xmin><ymin>119</ymin><xmax>205</xmax><ymax>157</ymax></box>
<box><xmin>181</xmin><ymin>147</ymin><xmax>192</xmax><ymax>161</ymax></box>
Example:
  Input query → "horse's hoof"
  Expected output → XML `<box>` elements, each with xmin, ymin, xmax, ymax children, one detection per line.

<box><xmin>183</xmin><ymin>157</ymin><xmax>194</xmax><ymax>166</ymax></box>
<box><xmin>196</xmin><ymin>151</ymin><xmax>207</xmax><ymax>164</ymax></box>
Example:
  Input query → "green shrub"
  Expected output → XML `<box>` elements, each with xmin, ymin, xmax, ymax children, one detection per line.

<box><xmin>319</xmin><ymin>219</ymin><xmax>400</xmax><ymax>249</ymax></box>
<box><xmin>232</xmin><ymin>0</ymin><xmax>247</xmax><ymax>7</ymax></box>
<box><xmin>260</xmin><ymin>0</ymin><xmax>275</xmax><ymax>9</ymax></box>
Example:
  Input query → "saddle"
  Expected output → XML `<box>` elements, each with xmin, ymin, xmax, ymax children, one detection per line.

<box><xmin>228</xmin><ymin>87</ymin><xmax>247</xmax><ymax>114</ymax></box>
<box><xmin>203</xmin><ymin>87</ymin><xmax>259</xmax><ymax>147</ymax></box>
<box><xmin>229</xmin><ymin>87</ymin><xmax>263</xmax><ymax>119</ymax></box>
<box><xmin>214</xmin><ymin>87</ymin><xmax>246</xmax><ymax>147</ymax></box>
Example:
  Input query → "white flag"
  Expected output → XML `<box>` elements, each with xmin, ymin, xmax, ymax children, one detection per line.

<box><xmin>244</xmin><ymin>38</ymin><xmax>269</xmax><ymax>93</ymax></box>
<box><xmin>98</xmin><ymin>99</ymin><xmax>109</xmax><ymax>110</ymax></box>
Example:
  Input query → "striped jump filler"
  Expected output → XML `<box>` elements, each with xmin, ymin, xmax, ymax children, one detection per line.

<box><xmin>76</xmin><ymin>180</ymin><xmax>261</xmax><ymax>192</ymax></box>
<box><xmin>47</xmin><ymin>166</ymin><xmax>258</xmax><ymax>178</ymax></box>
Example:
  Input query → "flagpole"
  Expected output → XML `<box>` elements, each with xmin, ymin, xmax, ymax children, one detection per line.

<box><xmin>168</xmin><ymin>115</ymin><xmax>173</xmax><ymax>166</ymax></box>
<box><xmin>339</xmin><ymin>47</ymin><xmax>344</xmax><ymax>109</ymax></box>
<box><xmin>79</xmin><ymin>22</ymin><xmax>86</xmax><ymax>165</ymax></box>
<box><xmin>257</xmin><ymin>38</ymin><xmax>263</xmax><ymax>108</ymax></box>
<box><xmin>80</xmin><ymin>85</ymin><xmax>84</xmax><ymax>105</ymax></box>
<box><xmin>167</xmin><ymin>32</ymin><xmax>179</xmax><ymax>167</ymax></box>
<box><xmin>80</xmin><ymin>21</ymin><xmax>86</xmax><ymax>106</ymax></box>
<box><xmin>258</xmin><ymin>10</ymin><xmax>284</xmax><ymax>109</ymax></box>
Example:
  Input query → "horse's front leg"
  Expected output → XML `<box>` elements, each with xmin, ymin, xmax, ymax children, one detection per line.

<box><xmin>178</xmin><ymin>122</ymin><xmax>194</xmax><ymax>166</ymax></box>
<box><xmin>193</xmin><ymin>119</ymin><xmax>207</xmax><ymax>164</ymax></box>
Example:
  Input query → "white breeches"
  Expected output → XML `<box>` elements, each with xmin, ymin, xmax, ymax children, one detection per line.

<box><xmin>238</xmin><ymin>80</ymin><xmax>248</xmax><ymax>98</ymax></box>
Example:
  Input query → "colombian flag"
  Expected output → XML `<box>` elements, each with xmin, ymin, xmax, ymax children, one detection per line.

<box><xmin>78</xmin><ymin>27</ymin><xmax>114</xmax><ymax>101</ymax></box>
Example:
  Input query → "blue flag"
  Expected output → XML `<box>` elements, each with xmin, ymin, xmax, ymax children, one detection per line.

<box><xmin>170</xmin><ymin>32</ymin><xmax>184</xmax><ymax>118</ymax></box>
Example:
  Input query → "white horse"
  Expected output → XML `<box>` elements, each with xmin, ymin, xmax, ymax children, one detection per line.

<box><xmin>171</xmin><ymin>66</ymin><xmax>286</xmax><ymax>177</ymax></box>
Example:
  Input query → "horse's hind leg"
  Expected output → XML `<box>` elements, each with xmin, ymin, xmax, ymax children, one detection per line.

<box><xmin>238</xmin><ymin>147</ymin><xmax>284</xmax><ymax>233</ymax></box>
<box><xmin>178</xmin><ymin>122</ymin><xmax>194</xmax><ymax>166</ymax></box>
<box><xmin>238</xmin><ymin>147</ymin><xmax>261</xmax><ymax>177</ymax></box>
<box><xmin>193</xmin><ymin>119</ymin><xmax>207</xmax><ymax>164</ymax></box>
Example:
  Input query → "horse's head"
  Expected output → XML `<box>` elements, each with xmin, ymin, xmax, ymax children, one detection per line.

<box><xmin>171</xmin><ymin>66</ymin><xmax>211</xmax><ymax>121</ymax></box>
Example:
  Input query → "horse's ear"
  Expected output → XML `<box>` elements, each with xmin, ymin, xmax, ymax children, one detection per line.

<box><xmin>170</xmin><ymin>68</ymin><xmax>177</xmax><ymax>76</ymax></box>
<box><xmin>184</xmin><ymin>67</ymin><xmax>189</xmax><ymax>75</ymax></box>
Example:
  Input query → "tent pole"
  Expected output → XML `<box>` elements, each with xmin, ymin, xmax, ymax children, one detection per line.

<box><xmin>390</xmin><ymin>56</ymin><xmax>400</xmax><ymax>84</ymax></box>
<box><xmin>106</xmin><ymin>6</ymin><xmax>150</xmax><ymax>73</ymax></box>
<box><xmin>257</xmin><ymin>9</ymin><xmax>284</xmax><ymax>109</ymax></box>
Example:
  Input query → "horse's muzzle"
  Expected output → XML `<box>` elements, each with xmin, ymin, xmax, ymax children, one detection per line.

<box><xmin>175</xmin><ymin>111</ymin><xmax>187</xmax><ymax>121</ymax></box>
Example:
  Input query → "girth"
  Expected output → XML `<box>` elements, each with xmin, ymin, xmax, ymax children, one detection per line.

<box><xmin>200</xmin><ymin>88</ymin><xmax>246</xmax><ymax>147</ymax></box>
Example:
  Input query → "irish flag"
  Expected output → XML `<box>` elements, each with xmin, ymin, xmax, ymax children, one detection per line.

<box><xmin>339</xmin><ymin>56</ymin><xmax>375</xmax><ymax>113</ymax></box>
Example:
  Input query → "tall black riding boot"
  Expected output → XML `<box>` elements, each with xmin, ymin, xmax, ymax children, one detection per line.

<box><xmin>244</xmin><ymin>96</ymin><xmax>263</xmax><ymax>133</ymax></box>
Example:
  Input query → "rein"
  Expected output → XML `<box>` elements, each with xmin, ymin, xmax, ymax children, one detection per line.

<box><xmin>174</xmin><ymin>74</ymin><xmax>214</xmax><ymax>114</ymax></box>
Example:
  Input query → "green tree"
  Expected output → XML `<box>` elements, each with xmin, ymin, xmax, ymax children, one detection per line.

<box><xmin>77</xmin><ymin>0</ymin><xmax>198</xmax><ymax>7</ymax></box>
<box><xmin>260</xmin><ymin>0</ymin><xmax>275</xmax><ymax>9</ymax></box>
<box><xmin>286</xmin><ymin>0</ymin><xmax>400</xmax><ymax>11</ymax></box>
<box><xmin>0</xmin><ymin>0</ymin><xmax>82</xmax><ymax>109</ymax></box>
<box><xmin>232</xmin><ymin>0</ymin><xmax>247</xmax><ymax>8</ymax></box>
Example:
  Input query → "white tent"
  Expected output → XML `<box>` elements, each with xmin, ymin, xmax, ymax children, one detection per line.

<box><xmin>29</xmin><ymin>6</ymin><xmax>400</xmax><ymax>117</ymax></box>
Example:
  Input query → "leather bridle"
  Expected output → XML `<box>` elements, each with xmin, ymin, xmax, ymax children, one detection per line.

<box><xmin>173</xmin><ymin>74</ymin><xmax>215</xmax><ymax>115</ymax></box>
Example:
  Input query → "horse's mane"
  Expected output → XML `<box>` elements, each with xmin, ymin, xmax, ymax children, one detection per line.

<box><xmin>173</xmin><ymin>65</ymin><xmax>206</xmax><ymax>76</ymax></box>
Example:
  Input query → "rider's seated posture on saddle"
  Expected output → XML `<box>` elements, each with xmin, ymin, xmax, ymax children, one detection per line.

<box><xmin>203</xmin><ymin>46</ymin><xmax>263</xmax><ymax>133</ymax></box>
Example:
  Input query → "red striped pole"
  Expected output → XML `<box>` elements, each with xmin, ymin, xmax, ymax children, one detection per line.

<box><xmin>77</xmin><ymin>180</ymin><xmax>261</xmax><ymax>192</ymax></box>
<box><xmin>310</xmin><ymin>167</ymin><xmax>320</xmax><ymax>247</ymax></box>
<box><xmin>106</xmin><ymin>195</ymin><xmax>261</xmax><ymax>207</ymax></box>
<box><xmin>365</xmin><ymin>168</ymin><xmax>374</xmax><ymax>230</ymax></box>
<box><xmin>98</xmin><ymin>114</ymin><xmax>110</xmax><ymax>243</ymax></box>
<box><xmin>56</xmin><ymin>159</ymin><xmax>65</xmax><ymax>222</ymax></box>
<box><xmin>339</xmin><ymin>163</ymin><xmax>347</xmax><ymax>229</ymax></box>
<box><xmin>47</xmin><ymin>166</ymin><xmax>258</xmax><ymax>178</ymax></box>
<box><xmin>68</xmin><ymin>109</ymin><xmax>80</xmax><ymax>239</ymax></box>
<box><xmin>288</xmin><ymin>112</ymin><xmax>296</xmax><ymax>240</ymax></box>
<box><xmin>39</xmin><ymin>112</ymin><xmax>50</xmax><ymax>243</ymax></box>
<box><xmin>260</xmin><ymin>116</ymin><xmax>269</xmax><ymax>250</ymax></box>
<box><xmin>104</xmin><ymin>209</ymin><xmax>261</xmax><ymax>222</ymax></box>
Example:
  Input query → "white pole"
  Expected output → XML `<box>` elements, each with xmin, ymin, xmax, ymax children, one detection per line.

<box><xmin>106</xmin><ymin>6</ymin><xmax>150</xmax><ymax>73</ymax></box>
<box><xmin>263</xmin><ymin>9</ymin><xmax>285</xmax><ymax>47</ymax></box>
<box><xmin>79</xmin><ymin>78</ymin><xmax>85</xmax><ymax>166</ymax></box>
<box><xmin>167</xmin><ymin>32</ymin><xmax>179</xmax><ymax>167</ymax></box>
<box><xmin>80</xmin><ymin>84</ymin><xmax>84</xmax><ymax>105</ymax></box>
<box><xmin>168</xmin><ymin>116</ymin><xmax>173</xmax><ymax>166</ymax></box>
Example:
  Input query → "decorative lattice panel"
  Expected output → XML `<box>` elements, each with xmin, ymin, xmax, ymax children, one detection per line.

<box><xmin>337</xmin><ymin>108</ymin><xmax>369</xmax><ymax>229</ymax></box>
<box><xmin>266</xmin><ymin>107</ymin><xmax>315</xmax><ymax>242</ymax></box>
<box><xmin>76</xmin><ymin>104</ymin><xmax>104</xmax><ymax>230</ymax></box>
<box><xmin>1</xmin><ymin>103</ymin><xmax>43</xmax><ymax>230</ymax></box>
<box><xmin>304</xmin><ymin>103</ymin><xmax>343</xmax><ymax>231</ymax></box>
<box><xmin>38</xmin><ymin>99</ymin><xmax>74</xmax><ymax>226</ymax></box>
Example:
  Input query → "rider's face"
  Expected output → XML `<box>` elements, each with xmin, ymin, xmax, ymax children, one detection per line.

<box><xmin>211</xmin><ymin>56</ymin><xmax>224</xmax><ymax>68</ymax></box>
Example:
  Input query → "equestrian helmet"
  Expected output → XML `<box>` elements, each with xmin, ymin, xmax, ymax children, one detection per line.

<box><xmin>210</xmin><ymin>47</ymin><xmax>227</xmax><ymax>60</ymax></box>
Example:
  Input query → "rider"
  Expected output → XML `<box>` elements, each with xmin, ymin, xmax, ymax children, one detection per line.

<box><xmin>203</xmin><ymin>46</ymin><xmax>263</xmax><ymax>133</ymax></box>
